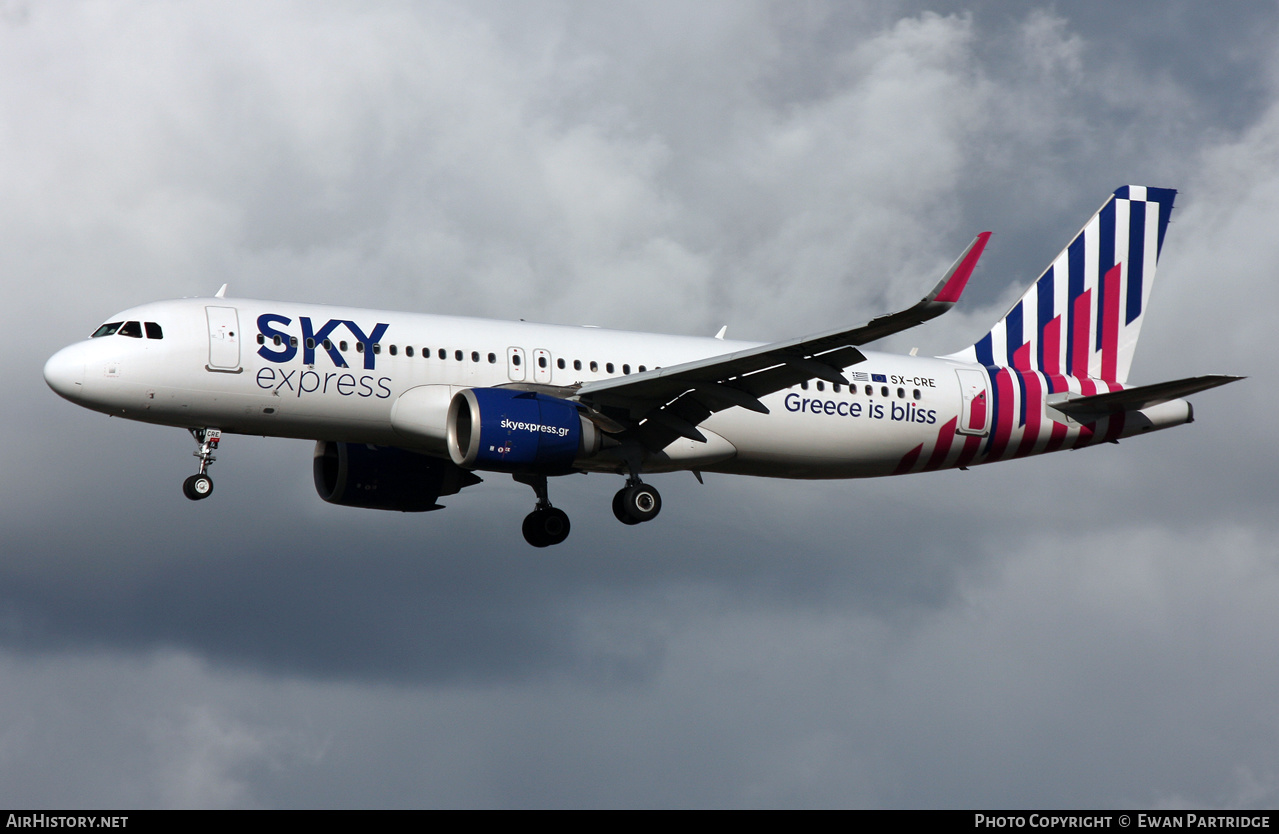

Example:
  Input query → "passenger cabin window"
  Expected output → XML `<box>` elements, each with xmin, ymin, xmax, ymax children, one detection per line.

<box><xmin>438</xmin><ymin>349</ymin><xmax>446</xmax><ymax>360</ymax></box>
<box><xmin>119</xmin><ymin>321</ymin><xmax>143</xmax><ymax>338</ymax></box>
<box><xmin>574</xmin><ymin>360</ymin><xmax>582</xmax><ymax>371</ymax></box>
<box><xmin>405</xmin><ymin>346</ymin><xmax>413</xmax><ymax>357</ymax></box>
<box><xmin>557</xmin><ymin>358</ymin><xmax>565</xmax><ymax>370</ymax></box>
<box><xmin>538</xmin><ymin>356</ymin><xmax>547</xmax><ymax>368</ymax></box>
<box><xmin>513</xmin><ymin>354</ymin><xmax>521</xmax><ymax>366</ymax></box>
<box><xmin>455</xmin><ymin>350</ymin><xmax>463</xmax><ymax>361</ymax></box>
<box><xmin>606</xmin><ymin>362</ymin><xmax>614</xmax><ymax>374</ymax></box>
<box><xmin>91</xmin><ymin>322</ymin><xmax>123</xmax><ymax>338</ymax></box>
<box><xmin>388</xmin><ymin>345</ymin><xmax>397</xmax><ymax>356</ymax></box>
<box><xmin>589</xmin><ymin>361</ymin><xmax>598</xmax><ymax>372</ymax></box>
<box><xmin>472</xmin><ymin>351</ymin><xmax>480</xmax><ymax>362</ymax></box>
<box><xmin>488</xmin><ymin>353</ymin><xmax>497</xmax><ymax>364</ymax></box>
<box><xmin>145</xmin><ymin>322</ymin><xmax>163</xmax><ymax>339</ymax></box>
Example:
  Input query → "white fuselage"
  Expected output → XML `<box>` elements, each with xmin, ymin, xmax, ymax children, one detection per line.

<box><xmin>43</xmin><ymin>296</ymin><xmax>1192</xmax><ymax>483</ymax></box>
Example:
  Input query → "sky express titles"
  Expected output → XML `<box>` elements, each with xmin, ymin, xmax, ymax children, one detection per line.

<box><xmin>255</xmin><ymin>313</ymin><xmax>393</xmax><ymax>400</ymax></box>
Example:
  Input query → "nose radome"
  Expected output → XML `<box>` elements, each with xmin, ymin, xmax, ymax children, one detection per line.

<box><xmin>44</xmin><ymin>344</ymin><xmax>86</xmax><ymax>401</ymax></box>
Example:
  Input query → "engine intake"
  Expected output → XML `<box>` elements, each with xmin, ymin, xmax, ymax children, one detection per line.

<box><xmin>313</xmin><ymin>441</ymin><xmax>481</xmax><ymax>512</ymax></box>
<box><xmin>447</xmin><ymin>388</ymin><xmax>600</xmax><ymax>473</ymax></box>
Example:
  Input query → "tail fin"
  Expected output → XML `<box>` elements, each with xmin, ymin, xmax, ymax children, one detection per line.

<box><xmin>951</xmin><ymin>186</ymin><xmax>1176</xmax><ymax>384</ymax></box>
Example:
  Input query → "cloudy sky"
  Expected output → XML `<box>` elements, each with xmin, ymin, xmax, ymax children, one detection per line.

<box><xmin>4</xmin><ymin>0</ymin><xmax>1277</xmax><ymax>808</ymax></box>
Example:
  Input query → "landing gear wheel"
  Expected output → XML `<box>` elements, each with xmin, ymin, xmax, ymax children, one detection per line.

<box><xmin>522</xmin><ymin>507</ymin><xmax>571</xmax><ymax>547</ymax></box>
<box><xmin>612</xmin><ymin>489</ymin><xmax>640</xmax><ymax>525</ymax></box>
<box><xmin>614</xmin><ymin>484</ymin><xmax>661</xmax><ymax>524</ymax></box>
<box><xmin>183</xmin><ymin>474</ymin><xmax>213</xmax><ymax>501</ymax></box>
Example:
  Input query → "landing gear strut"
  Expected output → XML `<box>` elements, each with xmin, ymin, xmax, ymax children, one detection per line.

<box><xmin>612</xmin><ymin>477</ymin><xmax>662</xmax><ymax>525</ymax></box>
<box><xmin>183</xmin><ymin>428</ymin><xmax>220</xmax><ymax>501</ymax></box>
<box><xmin>514</xmin><ymin>473</ymin><xmax>571</xmax><ymax>547</ymax></box>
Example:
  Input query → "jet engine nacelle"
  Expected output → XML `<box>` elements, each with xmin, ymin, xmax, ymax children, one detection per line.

<box><xmin>446</xmin><ymin>388</ymin><xmax>601</xmax><ymax>474</ymax></box>
<box><xmin>313</xmin><ymin>441</ymin><xmax>482</xmax><ymax>512</ymax></box>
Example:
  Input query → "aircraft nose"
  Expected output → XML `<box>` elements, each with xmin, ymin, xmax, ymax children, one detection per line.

<box><xmin>44</xmin><ymin>344</ymin><xmax>86</xmax><ymax>401</ymax></box>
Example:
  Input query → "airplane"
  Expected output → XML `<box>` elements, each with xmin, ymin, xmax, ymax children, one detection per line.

<box><xmin>43</xmin><ymin>185</ymin><xmax>1240</xmax><ymax>547</ymax></box>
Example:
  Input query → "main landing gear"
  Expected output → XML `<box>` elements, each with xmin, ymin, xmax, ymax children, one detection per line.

<box><xmin>182</xmin><ymin>428</ymin><xmax>220</xmax><ymax>501</ymax></box>
<box><xmin>512</xmin><ymin>471</ymin><xmax>663</xmax><ymax>547</ymax></box>
<box><xmin>612</xmin><ymin>479</ymin><xmax>662</xmax><ymax>525</ymax></box>
<box><xmin>514</xmin><ymin>473</ymin><xmax>571</xmax><ymax>548</ymax></box>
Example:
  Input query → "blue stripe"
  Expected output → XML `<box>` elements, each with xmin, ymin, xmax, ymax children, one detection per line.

<box><xmin>1114</xmin><ymin>186</ymin><xmax>1130</xmax><ymax>200</ymax></box>
<box><xmin>975</xmin><ymin>333</ymin><xmax>993</xmax><ymax>367</ymax></box>
<box><xmin>1066</xmin><ymin>234</ymin><xmax>1086</xmax><ymax>374</ymax></box>
<box><xmin>1147</xmin><ymin>187</ymin><xmax>1177</xmax><ymax>254</ymax></box>
<box><xmin>982</xmin><ymin>366</ymin><xmax>1001</xmax><ymax>456</ymax></box>
<box><xmin>1126</xmin><ymin>200</ymin><xmax>1146</xmax><ymax>324</ymax></box>
<box><xmin>1005</xmin><ymin>302</ymin><xmax>1023</xmax><ymax>366</ymax></box>
<box><xmin>1097</xmin><ymin>199</ymin><xmax>1116</xmax><ymax>351</ymax></box>
<box><xmin>1037</xmin><ymin>267</ymin><xmax>1055</xmax><ymax>371</ymax></box>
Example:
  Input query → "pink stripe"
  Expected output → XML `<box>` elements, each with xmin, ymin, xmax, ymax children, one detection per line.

<box><xmin>1071</xmin><ymin>289</ymin><xmax>1092</xmax><ymax>378</ymax></box>
<box><xmin>1045</xmin><ymin>419</ymin><xmax>1069</xmax><ymax>454</ymax></box>
<box><xmin>1103</xmin><ymin>410</ymin><xmax>1126</xmax><ymax>443</ymax></box>
<box><xmin>955</xmin><ymin>434</ymin><xmax>981</xmax><ymax>469</ymax></box>
<box><xmin>923</xmin><ymin>417</ymin><xmax>958</xmax><ymax>471</ymax></box>
<box><xmin>1042</xmin><ymin>315</ymin><xmax>1062</xmax><ymax>375</ymax></box>
<box><xmin>1101</xmin><ymin>264</ymin><xmax>1121</xmax><ymax>381</ymax></box>
<box><xmin>1073</xmin><ymin>422</ymin><xmax>1097</xmax><ymax>448</ymax></box>
<box><xmin>933</xmin><ymin>232</ymin><xmax>991</xmax><ymax>303</ymax></box>
<box><xmin>1012</xmin><ymin>341</ymin><xmax>1032</xmax><ymax>372</ymax></box>
<box><xmin>893</xmin><ymin>444</ymin><xmax>923</xmax><ymax>475</ymax></box>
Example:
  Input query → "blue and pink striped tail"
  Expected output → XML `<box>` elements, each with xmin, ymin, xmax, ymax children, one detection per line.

<box><xmin>950</xmin><ymin>186</ymin><xmax>1176</xmax><ymax>385</ymax></box>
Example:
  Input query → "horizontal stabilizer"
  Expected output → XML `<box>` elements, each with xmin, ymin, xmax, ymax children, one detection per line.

<box><xmin>1047</xmin><ymin>374</ymin><xmax>1243</xmax><ymax>420</ymax></box>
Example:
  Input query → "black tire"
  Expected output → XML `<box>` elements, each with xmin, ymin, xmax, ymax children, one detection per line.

<box><xmin>540</xmin><ymin>507</ymin><xmax>570</xmax><ymax>545</ymax></box>
<box><xmin>613</xmin><ymin>488</ymin><xmax>640</xmax><ymax>525</ymax></box>
<box><xmin>620</xmin><ymin>484</ymin><xmax>661</xmax><ymax>524</ymax></box>
<box><xmin>522</xmin><ymin>508</ymin><xmax>571</xmax><ymax>547</ymax></box>
<box><xmin>523</xmin><ymin>510</ymin><xmax>549</xmax><ymax>547</ymax></box>
<box><xmin>183</xmin><ymin>474</ymin><xmax>213</xmax><ymax>501</ymax></box>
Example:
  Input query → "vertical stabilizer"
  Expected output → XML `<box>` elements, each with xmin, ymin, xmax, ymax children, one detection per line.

<box><xmin>950</xmin><ymin>186</ymin><xmax>1176</xmax><ymax>384</ymax></box>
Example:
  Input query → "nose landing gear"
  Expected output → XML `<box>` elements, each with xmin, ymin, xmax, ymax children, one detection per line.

<box><xmin>183</xmin><ymin>428</ymin><xmax>220</xmax><ymax>501</ymax></box>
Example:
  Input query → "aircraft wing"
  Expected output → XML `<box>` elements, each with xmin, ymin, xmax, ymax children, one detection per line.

<box><xmin>573</xmin><ymin>232</ymin><xmax>991</xmax><ymax>448</ymax></box>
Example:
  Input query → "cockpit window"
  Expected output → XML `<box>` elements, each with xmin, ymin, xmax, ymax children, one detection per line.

<box><xmin>91</xmin><ymin>322</ymin><xmax>123</xmax><ymax>338</ymax></box>
<box><xmin>145</xmin><ymin>322</ymin><xmax>163</xmax><ymax>339</ymax></box>
<box><xmin>118</xmin><ymin>321</ymin><xmax>143</xmax><ymax>338</ymax></box>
